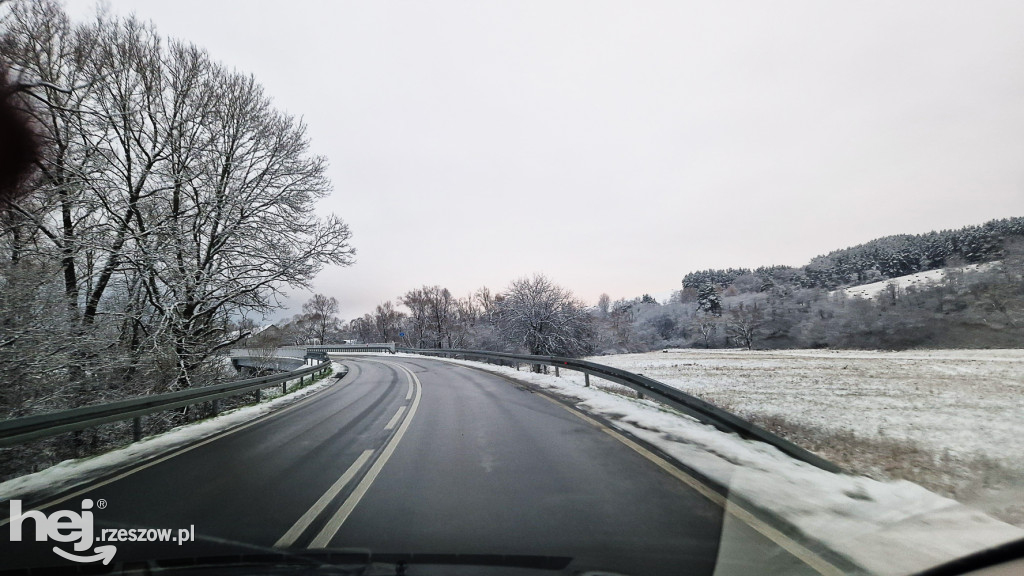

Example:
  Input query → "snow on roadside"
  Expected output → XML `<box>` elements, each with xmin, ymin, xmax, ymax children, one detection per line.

<box><xmin>419</xmin><ymin>355</ymin><xmax>1024</xmax><ymax>576</ymax></box>
<box><xmin>577</xmin><ymin>349</ymin><xmax>1024</xmax><ymax>466</ymax></box>
<box><xmin>0</xmin><ymin>362</ymin><xmax>344</xmax><ymax>502</ymax></box>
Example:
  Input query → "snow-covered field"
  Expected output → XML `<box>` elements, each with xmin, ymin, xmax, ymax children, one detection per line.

<box><xmin>580</xmin><ymin>349</ymin><xmax>1023</xmax><ymax>464</ymax></box>
<box><xmin>423</xmin><ymin>353</ymin><xmax>1024</xmax><ymax>576</ymax></box>
<box><xmin>570</xmin><ymin>349</ymin><xmax>1024</xmax><ymax>524</ymax></box>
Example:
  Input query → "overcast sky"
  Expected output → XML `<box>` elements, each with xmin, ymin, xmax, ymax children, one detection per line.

<box><xmin>66</xmin><ymin>1</ymin><xmax>1024</xmax><ymax>322</ymax></box>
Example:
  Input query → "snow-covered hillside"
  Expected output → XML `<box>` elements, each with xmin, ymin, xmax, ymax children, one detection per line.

<box><xmin>833</xmin><ymin>262</ymin><xmax>997</xmax><ymax>300</ymax></box>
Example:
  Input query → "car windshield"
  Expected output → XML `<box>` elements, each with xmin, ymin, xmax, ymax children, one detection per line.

<box><xmin>1</xmin><ymin>1</ymin><xmax>1022</xmax><ymax>575</ymax></box>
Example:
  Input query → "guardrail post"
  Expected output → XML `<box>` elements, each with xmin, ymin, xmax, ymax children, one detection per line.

<box><xmin>282</xmin><ymin>381</ymin><xmax>287</xmax><ymax>394</ymax></box>
<box><xmin>554</xmin><ymin>366</ymin><xmax>559</xmax><ymax>377</ymax></box>
<box><xmin>132</xmin><ymin>417</ymin><xmax>142</xmax><ymax>442</ymax></box>
<box><xmin>584</xmin><ymin>373</ymin><xmax>590</xmax><ymax>387</ymax></box>
<box><xmin>212</xmin><ymin>399</ymin><xmax>221</xmax><ymax>416</ymax></box>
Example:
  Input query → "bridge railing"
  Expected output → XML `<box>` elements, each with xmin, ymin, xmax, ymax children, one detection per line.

<box><xmin>303</xmin><ymin>343</ymin><xmax>396</xmax><ymax>354</ymax></box>
<box><xmin>0</xmin><ymin>361</ymin><xmax>332</xmax><ymax>448</ymax></box>
<box><xmin>230</xmin><ymin>343</ymin><xmax>396</xmax><ymax>357</ymax></box>
<box><xmin>400</xmin><ymin>347</ymin><xmax>840</xmax><ymax>473</ymax></box>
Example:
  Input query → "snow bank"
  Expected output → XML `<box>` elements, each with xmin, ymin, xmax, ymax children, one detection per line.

<box><xmin>423</xmin><ymin>355</ymin><xmax>1024</xmax><ymax>576</ymax></box>
<box><xmin>0</xmin><ymin>362</ymin><xmax>344</xmax><ymax>502</ymax></box>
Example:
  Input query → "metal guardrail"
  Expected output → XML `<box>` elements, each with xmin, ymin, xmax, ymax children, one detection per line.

<box><xmin>401</xmin><ymin>348</ymin><xmax>841</xmax><ymax>473</ymax></box>
<box><xmin>230</xmin><ymin>355</ymin><xmax>308</xmax><ymax>373</ymax></box>
<box><xmin>231</xmin><ymin>343</ymin><xmax>397</xmax><ymax>357</ymax></box>
<box><xmin>0</xmin><ymin>361</ymin><xmax>332</xmax><ymax>448</ymax></box>
<box><xmin>228</xmin><ymin>349</ymin><xmax>309</xmax><ymax>359</ymax></box>
<box><xmin>305</xmin><ymin>343</ymin><xmax>396</xmax><ymax>354</ymax></box>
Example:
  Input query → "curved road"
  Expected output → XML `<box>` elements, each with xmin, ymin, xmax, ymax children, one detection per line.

<box><xmin>1</xmin><ymin>356</ymin><xmax>837</xmax><ymax>575</ymax></box>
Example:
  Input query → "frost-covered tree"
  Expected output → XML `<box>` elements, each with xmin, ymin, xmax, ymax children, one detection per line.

<box><xmin>372</xmin><ymin>301</ymin><xmax>404</xmax><ymax>342</ymax></box>
<box><xmin>494</xmin><ymin>274</ymin><xmax>593</xmax><ymax>358</ymax></box>
<box><xmin>1</xmin><ymin>0</ymin><xmax>355</xmax><ymax>396</ymax></box>
<box><xmin>726</xmin><ymin>303</ymin><xmax>764</xmax><ymax>350</ymax></box>
<box><xmin>400</xmin><ymin>285</ymin><xmax>455</xmax><ymax>348</ymax></box>
<box><xmin>597</xmin><ymin>293</ymin><xmax>611</xmax><ymax>318</ymax></box>
<box><xmin>692</xmin><ymin>314</ymin><xmax>718</xmax><ymax>349</ymax></box>
<box><xmin>696</xmin><ymin>283</ymin><xmax>722</xmax><ymax>316</ymax></box>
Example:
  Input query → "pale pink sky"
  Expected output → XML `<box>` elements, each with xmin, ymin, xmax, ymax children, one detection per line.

<box><xmin>65</xmin><ymin>1</ymin><xmax>1024</xmax><ymax>321</ymax></box>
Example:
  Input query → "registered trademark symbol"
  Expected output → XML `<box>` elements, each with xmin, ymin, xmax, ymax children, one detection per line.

<box><xmin>96</xmin><ymin>499</ymin><xmax>107</xmax><ymax>509</ymax></box>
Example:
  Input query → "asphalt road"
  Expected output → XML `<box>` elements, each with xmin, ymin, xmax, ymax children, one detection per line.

<box><xmin>1</xmin><ymin>356</ymin><xmax>834</xmax><ymax>575</ymax></box>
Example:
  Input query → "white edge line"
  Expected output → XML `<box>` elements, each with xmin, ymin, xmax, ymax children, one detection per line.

<box><xmin>307</xmin><ymin>362</ymin><xmax>421</xmax><ymax>548</ymax></box>
<box><xmin>538</xmin><ymin>395</ymin><xmax>844</xmax><ymax>576</ymax></box>
<box><xmin>273</xmin><ymin>449</ymin><xmax>374</xmax><ymax>548</ymax></box>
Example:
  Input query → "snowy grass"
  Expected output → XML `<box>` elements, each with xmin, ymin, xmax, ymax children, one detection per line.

<box><xmin>410</xmin><ymin>353</ymin><xmax>1024</xmax><ymax>576</ymax></box>
<box><xmin>570</xmin><ymin>349</ymin><xmax>1024</xmax><ymax>524</ymax></box>
<box><xmin>596</xmin><ymin>349</ymin><xmax>1024</xmax><ymax>460</ymax></box>
<box><xmin>0</xmin><ymin>362</ymin><xmax>342</xmax><ymax>503</ymax></box>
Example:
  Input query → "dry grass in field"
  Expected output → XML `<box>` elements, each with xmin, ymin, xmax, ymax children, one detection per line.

<box><xmin>723</xmin><ymin>408</ymin><xmax>1024</xmax><ymax>527</ymax></box>
<box><xmin>564</xmin><ymin>349</ymin><xmax>1024</xmax><ymax>527</ymax></box>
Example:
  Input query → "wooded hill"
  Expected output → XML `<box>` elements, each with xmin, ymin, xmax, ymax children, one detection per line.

<box><xmin>682</xmin><ymin>216</ymin><xmax>1024</xmax><ymax>292</ymax></box>
<box><xmin>602</xmin><ymin>217</ymin><xmax>1024</xmax><ymax>352</ymax></box>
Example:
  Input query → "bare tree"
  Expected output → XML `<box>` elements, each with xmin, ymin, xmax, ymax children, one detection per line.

<box><xmin>450</xmin><ymin>293</ymin><xmax>479</xmax><ymax>348</ymax></box>
<box><xmin>494</xmin><ymin>274</ymin><xmax>594</xmax><ymax>361</ymax></box>
<box><xmin>400</xmin><ymin>287</ymin><xmax>431</xmax><ymax>347</ymax></box>
<box><xmin>597</xmin><ymin>293</ymin><xmax>611</xmax><ymax>318</ymax></box>
<box><xmin>692</xmin><ymin>313</ymin><xmax>718</xmax><ymax>349</ymax></box>
<box><xmin>302</xmin><ymin>293</ymin><xmax>341</xmax><ymax>344</ymax></box>
<box><xmin>1</xmin><ymin>1</ymin><xmax>356</xmax><ymax>400</ymax></box>
<box><xmin>280</xmin><ymin>314</ymin><xmax>317</xmax><ymax>346</ymax></box>
<box><xmin>426</xmin><ymin>286</ymin><xmax>454</xmax><ymax>348</ymax></box>
<box><xmin>609</xmin><ymin>299</ymin><xmax>638</xmax><ymax>350</ymax></box>
<box><xmin>726</xmin><ymin>303</ymin><xmax>764</xmax><ymax>350</ymax></box>
<box><xmin>247</xmin><ymin>327</ymin><xmax>282</xmax><ymax>377</ymax></box>
<box><xmin>349</xmin><ymin>314</ymin><xmax>376</xmax><ymax>343</ymax></box>
<box><xmin>372</xmin><ymin>301</ymin><xmax>404</xmax><ymax>342</ymax></box>
<box><xmin>474</xmin><ymin>286</ymin><xmax>496</xmax><ymax>319</ymax></box>
<box><xmin>400</xmin><ymin>285</ymin><xmax>455</xmax><ymax>348</ymax></box>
